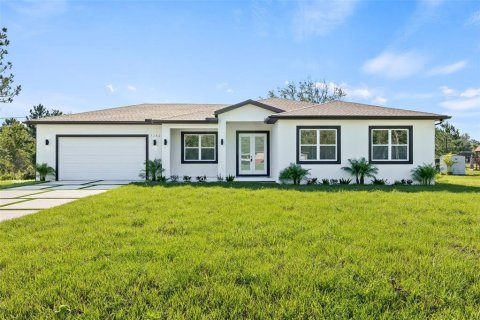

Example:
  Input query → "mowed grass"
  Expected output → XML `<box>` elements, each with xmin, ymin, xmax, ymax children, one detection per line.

<box><xmin>1</xmin><ymin>178</ymin><xmax>480</xmax><ymax>318</ymax></box>
<box><xmin>0</xmin><ymin>180</ymin><xmax>40</xmax><ymax>189</ymax></box>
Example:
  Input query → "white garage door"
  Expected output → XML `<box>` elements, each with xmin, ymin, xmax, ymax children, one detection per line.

<box><xmin>57</xmin><ymin>136</ymin><xmax>147</xmax><ymax>180</ymax></box>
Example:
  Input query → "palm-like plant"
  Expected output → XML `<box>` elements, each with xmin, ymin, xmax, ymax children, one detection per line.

<box><xmin>341</xmin><ymin>157</ymin><xmax>378</xmax><ymax>185</ymax></box>
<box><xmin>35</xmin><ymin>163</ymin><xmax>55</xmax><ymax>181</ymax></box>
<box><xmin>411</xmin><ymin>163</ymin><xmax>437</xmax><ymax>185</ymax></box>
<box><xmin>279</xmin><ymin>163</ymin><xmax>310</xmax><ymax>185</ymax></box>
<box><xmin>139</xmin><ymin>159</ymin><xmax>165</xmax><ymax>181</ymax></box>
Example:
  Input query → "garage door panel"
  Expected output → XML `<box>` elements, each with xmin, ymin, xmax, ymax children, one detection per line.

<box><xmin>58</xmin><ymin>136</ymin><xmax>147</xmax><ymax>180</ymax></box>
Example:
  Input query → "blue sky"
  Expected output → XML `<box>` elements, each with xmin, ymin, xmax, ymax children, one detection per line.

<box><xmin>1</xmin><ymin>0</ymin><xmax>479</xmax><ymax>138</ymax></box>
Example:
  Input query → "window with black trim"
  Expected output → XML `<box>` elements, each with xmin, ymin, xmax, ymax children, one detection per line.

<box><xmin>181</xmin><ymin>132</ymin><xmax>217</xmax><ymax>163</ymax></box>
<box><xmin>296</xmin><ymin>126</ymin><xmax>341</xmax><ymax>164</ymax></box>
<box><xmin>369</xmin><ymin>126</ymin><xmax>412</xmax><ymax>164</ymax></box>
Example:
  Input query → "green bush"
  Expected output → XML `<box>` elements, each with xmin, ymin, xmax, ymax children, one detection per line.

<box><xmin>411</xmin><ymin>163</ymin><xmax>438</xmax><ymax>185</ymax></box>
<box><xmin>35</xmin><ymin>163</ymin><xmax>55</xmax><ymax>181</ymax></box>
<box><xmin>279</xmin><ymin>163</ymin><xmax>310</xmax><ymax>185</ymax></box>
<box><xmin>139</xmin><ymin>159</ymin><xmax>164</xmax><ymax>181</ymax></box>
<box><xmin>341</xmin><ymin>157</ymin><xmax>378</xmax><ymax>185</ymax></box>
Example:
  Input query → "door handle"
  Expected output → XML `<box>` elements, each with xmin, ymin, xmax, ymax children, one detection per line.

<box><xmin>250</xmin><ymin>155</ymin><xmax>253</xmax><ymax>162</ymax></box>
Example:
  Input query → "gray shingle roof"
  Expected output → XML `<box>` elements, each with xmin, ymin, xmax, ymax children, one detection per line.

<box><xmin>26</xmin><ymin>98</ymin><xmax>450</xmax><ymax>124</ymax></box>
<box><xmin>268</xmin><ymin>100</ymin><xmax>450</xmax><ymax>120</ymax></box>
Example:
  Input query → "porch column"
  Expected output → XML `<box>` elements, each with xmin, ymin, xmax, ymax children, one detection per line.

<box><xmin>217</xmin><ymin>118</ymin><xmax>227</xmax><ymax>178</ymax></box>
<box><xmin>161</xmin><ymin>125</ymin><xmax>171</xmax><ymax>178</ymax></box>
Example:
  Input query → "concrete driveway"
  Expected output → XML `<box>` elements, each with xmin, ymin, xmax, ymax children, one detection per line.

<box><xmin>0</xmin><ymin>180</ymin><xmax>132</xmax><ymax>222</ymax></box>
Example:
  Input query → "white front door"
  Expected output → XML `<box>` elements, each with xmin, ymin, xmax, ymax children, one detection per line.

<box><xmin>238</xmin><ymin>132</ymin><xmax>268</xmax><ymax>176</ymax></box>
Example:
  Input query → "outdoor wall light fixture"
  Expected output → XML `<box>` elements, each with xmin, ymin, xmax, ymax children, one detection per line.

<box><xmin>163</xmin><ymin>139</ymin><xmax>168</xmax><ymax>145</ymax></box>
<box><xmin>221</xmin><ymin>138</ymin><xmax>224</xmax><ymax>145</ymax></box>
<box><xmin>45</xmin><ymin>139</ymin><xmax>50</xmax><ymax>146</ymax></box>
<box><xmin>153</xmin><ymin>139</ymin><xmax>157</xmax><ymax>146</ymax></box>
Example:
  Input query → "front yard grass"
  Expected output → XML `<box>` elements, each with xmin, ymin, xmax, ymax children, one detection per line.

<box><xmin>1</xmin><ymin>176</ymin><xmax>480</xmax><ymax>318</ymax></box>
<box><xmin>0</xmin><ymin>180</ymin><xmax>41</xmax><ymax>189</ymax></box>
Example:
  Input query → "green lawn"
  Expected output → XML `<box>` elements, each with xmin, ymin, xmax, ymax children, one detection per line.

<box><xmin>0</xmin><ymin>180</ymin><xmax>41</xmax><ymax>189</ymax></box>
<box><xmin>1</xmin><ymin>177</ymin><xmax>480</xmax><ymax>318</ymax></box>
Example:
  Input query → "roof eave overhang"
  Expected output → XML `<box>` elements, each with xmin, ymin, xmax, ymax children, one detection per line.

<box><xmin>214</xmin><ymin>99</ymin><xmax>283</xmax><ymax>116</ymax></box>
<box><xmin>266</xmin><ymin>115</ymin><xmax>451</xmax><ymax>123</ymax></box>
<box><xmin>27</xmin><ymin>118</ymin><xmax>219</xmax><ymax>125</ymax></box>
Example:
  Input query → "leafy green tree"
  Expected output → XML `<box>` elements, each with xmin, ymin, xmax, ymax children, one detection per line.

<box><xmin>26</xmin><ymin>104</ymin><xmax>63</xmax><ymax>137</ymax></box>
<box><xmin>0</xmin><ymin>120</ymin><xmax>35</xmax><ymax>179</ymax></box>
<box><xmin>435</xmin><ymin>122</ymin><xmax>477</xmax><ymax>157</ymax></box>
<box><xmin>0</xmin><ymin>27</ymin><xmax>21</xmax><ymax>103</ymax></box>
<box><xmin>268</xmin><ymin>78</ymin><xmax>346</xmax><ymax>104</ymax></box>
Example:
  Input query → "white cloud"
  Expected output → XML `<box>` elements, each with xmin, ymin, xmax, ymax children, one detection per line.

<box><xmin>346</xmin><ymin>88</ymin><xmax>372</xmax><ymax>99</ymax></box>
<box><xmin>440</xmin><ymin>85</ymin><xmax>457</xmax><ymax>96</ymax></box>
<box><xmin>216</xmin><ymin>82</ymin><xmax>234</xmax><ymax>94</ymax></box>
<box><xmin>105</xmin><ymin>84</ymin><xmax>116</xmax><ymax>93</ymax></box>
<box><xmin>467</xmin><ymin>10</ymin><xmax>480</xmax><ymax>25</ymax></box>
<box><xmin>427</xmin><ymin>60</ymin><xmax>467</xmax><ymax>76</ymax></box>
<box><xmin>362</xmin><ymin>51</ymin><xmax>426</xmax><ymax>80</ymax></box>
<box><xmin>373</xmin><ymin>96</ymin><xmax>387</xmax><ymax>105</ymax></box>
<box><xmin>293</xmin><ymin>0</ymin><xmax>358</xmax><ymax>39</ymax></box>
<box><xmin>460</xmin><ymin>88</ymin><xmax>480</xmax><ymax>98</ymax></box>
<box><xmin>127</xmin><ymin>85</ymin><xmax>137</xmax><ymax>91</ymax></box>
<box><xmin>440</xmin><ymin>97</ymin><xmax>480</xmax><ymax>111</ymax></box>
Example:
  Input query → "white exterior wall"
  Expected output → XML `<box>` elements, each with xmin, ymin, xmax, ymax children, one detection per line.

<box><xmin>36</xmin><ymin>111</ymin><xmax>437</xmax><ymax>183</ymax></box>
<box><xmin>36</xmin><ymin>124</ymin><xmax>162</xmax><ymax>180</ymax></box>
<box><xmin>273</xmin><ymin>119</ymin><xmax>436</xmax><ymax>183</ymax></box>
<box><xmin>170</xmin><ymin>128</ymin><xmax>218</xmax><ymax>178</ymax></box>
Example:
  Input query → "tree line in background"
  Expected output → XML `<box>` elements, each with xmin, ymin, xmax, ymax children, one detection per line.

<box><xmin>0</xmin><ymin>105</ymin><xmax>63</xmax><ymax>179</ymax></box>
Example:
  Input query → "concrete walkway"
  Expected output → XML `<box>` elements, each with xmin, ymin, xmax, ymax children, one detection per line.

<box><xmin>0</xmin><ymin>181</ymin><xmax>132</xmax><ymax>222</ymax></box>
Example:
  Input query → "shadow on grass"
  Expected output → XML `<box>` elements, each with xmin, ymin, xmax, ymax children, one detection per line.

<box><xmin>132</xmin><ymin>181</ymin><xmax>480</xmax><ymax>194</ymax></box>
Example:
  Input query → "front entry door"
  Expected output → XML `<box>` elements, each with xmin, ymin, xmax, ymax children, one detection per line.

<box><xmin>238</xmin><ymin>132</ymin><xmax>268</xmax><ymax>176</ymax></box>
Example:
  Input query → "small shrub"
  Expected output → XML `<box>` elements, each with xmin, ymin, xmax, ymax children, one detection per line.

<box><xmin>321</xmin><ymin>179</ymin><xmax>330</xmax><ymax>185</ymax></box>
<box><xmin>393</xmin><ymin>180</ymin><xmax>404</xmax><ymax>185</ymax></box>
<box><xmin>35</xmin><ymin>163</ymin><xmax>55</xmax><ymax>181</ymax></box>
<box><xmin>139</xmin><ymin>159</ymin><xmax>164</xmax><ymax>181</ymax></box>
<box><xmin>306</xmin><ymin>178</ymin><xmax>318</xmax><ymax>185</ymax></box>
<box><xmin>411</xmin><ymin>163</ymin><xmax>437</xmax><ymax>185</ymax></box>
<box><xmin>330</xmin><ymin>179</ymin><xmax>339</xmax><ymax>185</ymax></box>
<box><xmin>196</xmin><ymin>175</ymin><xmax>207</xmax><ymax>182</ymax></box>
<box><xmin>371</xmin><ymin>177</ymin><xmax>387</xmax><ymax>185</ymax></box>
<box><xmin>216</xmin><ymin>174</ymin><xmax>224</xmax><ymax>182</ymax></box>
<box><xmin>169</xmin><ymin>175</ymin><xmax>179</xmax><ymax>182</ymax></box>
<box><xmin>279</xmin><ymin>163</ymin><xmax>310</xmax><ymax>185</ymax></box>
<box><xmin>157</xmin><ymin>176</ymin><xmax>167</xmax><ymax>182</ymax></box>
<box><xmin>341</xmin><ymin>157</ymin><xmax>378</xmax><ymax>185</ymax></box>
<box><xmin>339</xmin><ymin>178</ymin><xmax>351</xmax><ymax>185</ymax></box>
<box><xmin>406</xmin><ymin>179</ymin><xmax>413</xmax><ymax>185</ymax></box>
<box><xmin>443</xmin><ymin>153</ymin><xmax>456</xmax><ymax>174</ymax></box>
<box><xmin>225</xmin><ymin>175</ymin><xmax>235</xmax><ymax>182</ymax></box>
<box><xmin>183</xmin><ymin>175</ymin><xmax>192</xmax><ymax>182</ymax></box>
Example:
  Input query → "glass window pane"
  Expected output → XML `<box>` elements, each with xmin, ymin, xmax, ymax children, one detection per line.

<box><xmin>241</xmin><ymin>161</ymin><xmax>250</xmax><ymax>171</ymax></box>
<box><xmin>372</xmin><ymin>130</ymin><xmax>388</xmax><ymax>144</ymax></box>
<box><xmin>319</xmin><ymin>146</ymin><xmax>336</xmax><ymax>160</ymax></box>
<box><xmin>185</xmin><ymin>148</ymin><xmax>199</xmax><ymax>160</ymax></box>
<box><xmin>300</xmin><ymin>130</ymin><xmax>317</xmax><ymax>144</ymax></box>
<box><xmin>372</xmin><ymin>146</ymin><xmax>388</xmax><ymax>160</ymax></box>
<box><xmin>391</xmin><ymin>146</ymin><xmax>408</xmax><ymax>160</ymax></box>
<box><xmin>320</xmin><ymin>130</ymin><xmax>336</xmax><ymax>144</ymax></box>
<box><xmin>201</xmin><ymin>134</ymin><xmax>215</xmax><ymax>147</ymax></box>
<box><xmin>201</xmin><ymin>148</ymin><xmax>215</xmax><ymax>160</ymax></box>
<box><xmin>241</xmin><ymin>136</ymin><xmax>250</xmax><ymax>153</ymax></box>
<box><xmin>255</xmin><ymin>136</ymin><xmax>265</xmax><ymax>153</ymax></box>
<box><xmin>300</xmin><ymin>146</ymin><xmax>317</xmax><ymax>160</ymax></box>
<box><xmin>392</xmin><ymin>130</ymin><xmax>407</xmax><ymax>145</ymax></box>
<box><xmin>184</xmin><ymin>135</ymin><xmax>199</xmax><ymax>147</ymax></box>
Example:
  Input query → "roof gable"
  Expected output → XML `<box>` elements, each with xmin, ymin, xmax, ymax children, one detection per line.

<box><xmin>214</xmin><ymin>99</ymin><xmax>283</xmax><ymax>115</ymax></box>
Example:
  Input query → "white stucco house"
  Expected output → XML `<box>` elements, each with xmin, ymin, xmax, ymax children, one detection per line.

<box><xmin>27</xmin><ymin>98</ymin><xmax>450</xmax><ymax>183</ymax></box>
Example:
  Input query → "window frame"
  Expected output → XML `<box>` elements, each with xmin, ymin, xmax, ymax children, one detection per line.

<box><xmin>181</xmin><ymin>132</ymin><xmax>218</xmax><ymax>164</ymax></box>
<box><xmin>296</xmin><ymin>126</ymin><xmax>341</xmax><ymax>164</ymax></box>
<box><xmin>368</xmin><ymin>126</ymin><xmax>413</xmax><ymax>164</ymax></box>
